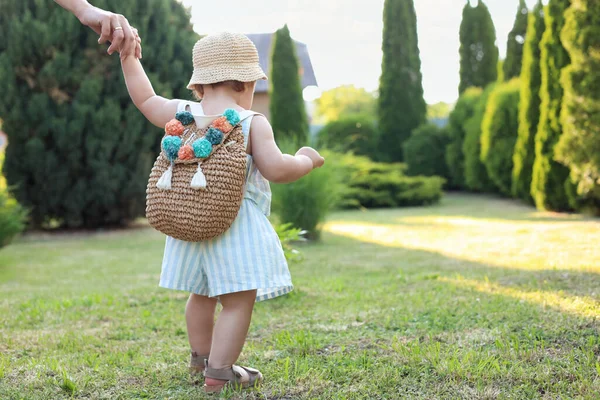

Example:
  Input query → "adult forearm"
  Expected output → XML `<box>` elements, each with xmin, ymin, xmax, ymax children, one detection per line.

<box><xmin>53</xmin><ymin>0</ymin><xmax>92</xmax><ymax>21</ymax></box>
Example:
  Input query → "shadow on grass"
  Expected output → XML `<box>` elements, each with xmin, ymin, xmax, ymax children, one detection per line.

<box><xmin>336</xmin><ymin>193</ymin><xmax>595</xmax><ymax>223</ymax></box>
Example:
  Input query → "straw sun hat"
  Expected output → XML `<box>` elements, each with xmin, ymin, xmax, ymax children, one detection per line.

<box><xmin>187</xmin><ymin>32</ymin><xmax>268</xmax><ymax>89</ymax></box>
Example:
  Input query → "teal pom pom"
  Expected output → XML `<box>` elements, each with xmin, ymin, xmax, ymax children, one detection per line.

<box><xmin>162</xmin><ymin>136</ymin><xmax>182</xmax><ymax>161</ymax></box>
<box><xmin>192</xmin><ymin>138</ymin><xmax>213</xmax><ymax>158</ymax></box>
<box><xmin>223</xmin><ymin>109</ymin><xmax>240</xmax><ymax>126</ymax></box>
<box><xmin>206</xmin><ymin>128</ymin><xmax>224</xmax><ymax>145</ymax></box>
<box><xmin>175</xmin><ymin>111</ymin><xmax>194</xmax><ymax>126</ymax></box>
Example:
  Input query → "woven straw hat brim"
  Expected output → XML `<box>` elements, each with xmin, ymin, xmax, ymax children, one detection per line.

<box><xmin>187</xmin><ymin>64</ymin><xmax>267</xmax><ymax>89</ymax></box>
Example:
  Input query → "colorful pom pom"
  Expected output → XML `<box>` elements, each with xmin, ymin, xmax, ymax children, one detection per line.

<box><xmin>175</xmin><ymin>111</ymin><xmax>194</xmax><ymax>126</ymax></box>
<box><xmin>213</xmin><ymin>116</ymin><xmax>234</xmax><ymax>133</ymax></box>
<box><xmin>162</xmin><ymin>136</ymin><xmax>182</xmax><ymax>161</ymax></box>
<box><xmin>206</xmin><ymin>128</ymin><xmax>224</xmax><ymax>145</ymax></box>
<box><xmin>165</xmin><ymin>119</ymin><xmax>185</xmax><ymax>136</ymax></box>
<box><xmin>223</xmin><ymin>109</ymin><xmax>240</xmax><ymax>126</ymax></box>
<box><xmin>178</xmin><ymin>144</ymin><xmax>195</xmax><ymax>160</ymax></box>
<box><xmin>192</xmin><ymin>138</ymin><xmax>213</xmax><ymax>158</ymax></box>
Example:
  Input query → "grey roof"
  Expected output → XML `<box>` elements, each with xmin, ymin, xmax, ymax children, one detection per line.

<box><xmin>246</xmin><ymin>33</ymin><xmax>318</xmax><ymax>93</ymax></box>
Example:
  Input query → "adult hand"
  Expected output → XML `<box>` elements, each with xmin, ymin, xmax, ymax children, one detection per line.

<box><xmin>77</xmin><ymin>6</ymin><xmax>138</xmax><ymax>58</ymax></box>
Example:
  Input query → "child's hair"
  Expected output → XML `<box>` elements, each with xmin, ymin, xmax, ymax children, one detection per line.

<box><xmin>191</xmin><ymin>81</ymin><xmax>248</xmax><ymax>100</ymax></box>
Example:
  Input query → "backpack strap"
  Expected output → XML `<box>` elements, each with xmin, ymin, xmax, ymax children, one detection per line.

<box><xmin>238</xmin><ymin>111</ymin><xmax>263</xmax><ymax>148</ymax></box>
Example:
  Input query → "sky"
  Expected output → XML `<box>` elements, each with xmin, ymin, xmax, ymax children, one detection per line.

<box><xmin>180</xmin><ymin>0</ymin><xmax>540</xmax><ymax>104</ymax></box>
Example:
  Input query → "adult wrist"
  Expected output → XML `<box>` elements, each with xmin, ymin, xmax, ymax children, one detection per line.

<box><xmin>73</xmin><ymin>1</ymin><xmax>92</xmax><ymax>21</ymax></box>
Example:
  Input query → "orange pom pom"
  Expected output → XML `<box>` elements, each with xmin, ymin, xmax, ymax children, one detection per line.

<box><xmin>165</xmin><ymin>119</ymin><xmax>185</xmax><ymax>136</ymax></box>
<box><xmin>178</xmin><ymin>145</ymin><xmax>195</xmax><ymax>160</ymax></box>
<box><xmin>213</xmin><ymin>116</ymin><xmax>233</xmax><ymax>133</ymax></box>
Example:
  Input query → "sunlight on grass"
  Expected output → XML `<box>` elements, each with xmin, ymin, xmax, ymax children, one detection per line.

<box><xmin>324</xmin><ymin>215</ymin><xmax>600</xmax><ymax>272</ymax></box>
<box><xmin>2</xmin><ymin>194</ymin><xmax>600</xmax><ymax>398</ymax></box>
<box><xmin>440</xmin><ymin>276</ymin><xmax>600</xmax><ymax>318</ymax></box>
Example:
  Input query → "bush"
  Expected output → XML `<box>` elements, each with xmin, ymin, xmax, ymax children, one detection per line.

<box><xmin>274</xmin><ymin>223</ymin><xmax>305</xmax><ymax>263</ymax></box>
<box><xmin>403</xmin><ymin>123</ymin><xmax>449</xmax><ymax>180</ymax></box>
<box><xmin>335</xmin><ymin>153</ymin><xmax>444</xmax><ymax>209</ymax></box>
<box><xmin>480</xmin><ymin>79</ymin><xmax>521</xmax><ymax>195</ymax></box>
<box><xmin>317</xmin><ymin>114</ymin><xmax>379</xmax><ymax>158</ymax></box>
<box><xmin>463</xmin><ymin>84</ymin><xmax>497</xmax><ymax>192</ymax></box>
<box><xmin>271</xmin><ymin>147</ymin><xmax>343</xmax><ymax>241</ymax></box>
<box><xmin>446</xmin><ymin>88</ymin><xmax>483</xmax><ymax>189</ymax></box>
<box><xmin>0</xmin><ymin>0</ymin><xmax>198</xmax><ymax>229</ymax></box>
<box><xmin>0</xmin><ymin>188</ymin><xmax>26</xmax><ymax>248</ymax></box>
<box><xmin>0</xmin><ymin>151</ymin><xmax>27</xmax><ymax>248</ymax></box>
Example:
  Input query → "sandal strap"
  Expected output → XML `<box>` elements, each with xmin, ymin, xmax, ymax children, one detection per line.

<box><xmin>205</xmin><ymin>363</ymin><xmax>262</xmax><ymax>386</ymax></box>
<box><xmin>190</xmin><ymin>352</ymin><xmax>209</xmax><ymax>368</ymax></box>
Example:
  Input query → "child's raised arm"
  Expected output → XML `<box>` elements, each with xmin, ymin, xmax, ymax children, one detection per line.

<box><xmin>121</xmin><ymin>57</ymin><xmax>180</xmax><ymax>128</ymax></box>
<box><xmin>249</xmin><ymin>116</ymin><xmax>324</xmax><ymax>184</ymax></box>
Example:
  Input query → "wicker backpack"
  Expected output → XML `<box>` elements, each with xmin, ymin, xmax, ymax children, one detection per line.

<box><xmin>146</xmin><ymin>108</ymin><xmax>255</xmax><ymax>242</ymax></box>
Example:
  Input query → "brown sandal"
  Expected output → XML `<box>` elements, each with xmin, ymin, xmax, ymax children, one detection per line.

<box><xmin>189</xmin><ymin>352</ymin><xmax>209</xmax><ymax>382</ymax></box>
<box><xmin>203</xmin><ymin>361</ymin><xmax>263</xmax><ymax>393</ymax></box>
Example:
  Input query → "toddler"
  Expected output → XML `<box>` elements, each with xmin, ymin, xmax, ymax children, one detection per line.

<box><xmin>120</xmin><ymin>31</ymin><xmax>324</xmax><ymax>393</ymax></box>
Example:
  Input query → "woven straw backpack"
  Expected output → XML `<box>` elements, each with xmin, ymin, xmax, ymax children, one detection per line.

<box><xmin>146</xmin><ymin>107</ymin><xmax>256</xmax><ymax>242</ymax></box>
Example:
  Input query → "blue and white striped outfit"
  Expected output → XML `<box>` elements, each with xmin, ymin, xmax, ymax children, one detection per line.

<box><xmin>159</xmin><ymin>101</ymin><xmax>293</xmax><ymax>302</ymax></box>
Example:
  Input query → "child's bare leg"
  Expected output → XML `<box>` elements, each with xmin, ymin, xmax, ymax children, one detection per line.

<box><xmin>206</xmin><ymin>289</ymin><xmax>257</xmax><ymax>384</ymax></box>
<box><xmin>186</xmin><ymin>293</ymin><xmax>218</xmax><ymax>356</ymax></box>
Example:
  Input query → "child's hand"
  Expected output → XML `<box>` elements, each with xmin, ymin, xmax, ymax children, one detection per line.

<box><xmin>296</xmin><ymin>147</ymin><xmax>325</xmax><ymax>169</ymax></box>
<box><xmin>119</xmin><ymin>27</ymin><xmax>142</xmax><ymax>59</ymax></box>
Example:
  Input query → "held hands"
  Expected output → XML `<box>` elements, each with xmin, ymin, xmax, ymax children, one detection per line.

<box><xmin>296</xmin><ymin>147</ymin><xmax>325</xmax><ymax>169</ymax></box>
<box><xmin>77</xmin><ymin>6</ymin><xmax>141</xmax><ymax>59</ymax></box>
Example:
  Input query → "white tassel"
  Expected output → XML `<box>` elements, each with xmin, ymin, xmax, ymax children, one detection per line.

<box><xmin>157</xmin><ymin>163</ymin><xmax>173</xmax><ymax>190</ymax></box>
<box><xmin>190</xmin><ymin>163</ymin><xmax>207</xmax><ymax>190</ymax></box>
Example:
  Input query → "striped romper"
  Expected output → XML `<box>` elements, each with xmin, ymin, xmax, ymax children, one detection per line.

<box><xmin>159</xmin><ymin>101</ymin><xmax>293</xmax><ymax>302</ymax></box>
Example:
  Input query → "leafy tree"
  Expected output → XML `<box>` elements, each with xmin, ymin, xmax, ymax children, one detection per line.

<box><xmin>314</xmin><ymin>85</ymin><xmax>376</xmax><ymax>124</ymax></box>
<box><xmin>0</xmin><ymin>0</ymin><xmax>197</xmax><ymax>228</ymax></box>
<box><xmin>427</xmin><ymin>102</ymin><xmax>453</xmax><ymax>120</ymax></box>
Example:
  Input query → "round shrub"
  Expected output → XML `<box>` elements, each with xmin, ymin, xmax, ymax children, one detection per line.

<box><xmin>271</xmin><ymin>144</ymin><xmax>343</xmax><ymax>241</ymax></box>
<box><xmin>317</xmin><ymin>114</ymin><xmax>379</xmax><ymax>159</ymax></box>
<box><xmin>333</xmin><ymin>152</ymin><xmax>444</xmax><ymax>209</ymax></box>
<box><xmin>480</xmin><ymin>79</ymin><xmax>521</xmax><ymax>195</ymax></box>
<box><xmin>403</xmin><ymin>123</ymin><xmax>449</xmax><ymax>180</ymax></box>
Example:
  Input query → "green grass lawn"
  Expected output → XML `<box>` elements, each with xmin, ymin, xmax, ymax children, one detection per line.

<box><xmin>1</xmin><ymin>193</ymin><xmax>599</xmax><ymax>399</ymax></box>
